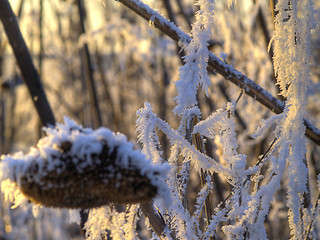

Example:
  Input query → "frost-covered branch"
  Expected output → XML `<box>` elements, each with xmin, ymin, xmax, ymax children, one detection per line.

<box><xmin>116</xmin><ymin>0</ymin><xmax>320</xmax><ymax>145</ymax></box>
<box><xmin>137</xmin><ymin>103</ymin><xmax>231</xmax><ymax>177</ymax></box>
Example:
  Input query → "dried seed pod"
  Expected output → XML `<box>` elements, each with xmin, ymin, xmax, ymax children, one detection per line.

<box><xmin>0</xmin><ymin>118</ymin><xmax>170</xmax><ymax>209</ymax></box>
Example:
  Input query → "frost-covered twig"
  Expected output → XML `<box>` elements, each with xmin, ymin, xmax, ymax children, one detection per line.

<box><xmin>173</xmin><ymin>0</ymin><xmax>215</xmax><ymax>114</ymax></box>
<box><xmin>272</xmin><ymin>0</ymin><xmax>314</xmax><ymax>238</ymax></box>
<box><xmin>218</xmin><ymin>136</ymin><xmax>277</xmax><ymax>209</ymax></box>
<box><xmin>194</xmin><ymin>132</ymin><xmax>214</xmax><ymax>240</ymax></box>
<box><xmin>116</xmin><ymin>0</ymin><xmax>320</xmax><ymax>145</ymax></box>
<box><xmin>137</xmin><ymin>103</ymin><xmax>231</xmax><ymax>176</ymax></box>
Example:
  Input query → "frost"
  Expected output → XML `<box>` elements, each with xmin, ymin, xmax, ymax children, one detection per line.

<box><xmin>193</xmin><ymin>103</ymin><xmax>248</xmax><ymax>181</ymax></box>
<box><xmin>136</xmin><ymin>102</ymin><xmax>254</xmax><ymax>239</ymax></box>
<box><xmin>68</xmin><ymin>209</ymin><xmax>81</xmax><ymax>224</ymax></box>
<box><xmin>84</xmin><ymin>205</ymin><xmax>140</xmax><ymax>240</ymax></box>
<box><xmin>137</xmin><ymin>103</ymin><xmax>230</xmax><ymax>176</ymax></box>
<box><xmin>173</xmin><ymin>0</ymin><xmax>215</xmax><ymax>115</ymax></box>
<box><xmin>252</xmin><ymin>114</ymin><xmax>283</xmax><ymax>140</ymax></box>
<box><xmin>192</xmin><ymin>174</ymin><xmax>212</xmax><ymax>223</ymax></box>
<box><xmin>271</xmin><ymin>0</ymin><xmax>315</xmax><ymax>238</ymax></box>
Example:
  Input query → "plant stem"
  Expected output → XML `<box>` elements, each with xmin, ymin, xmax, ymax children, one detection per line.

<box><xmin>0</xmin><ymin>0</ymin><xmax>55</xmax><ymax>126</ymax></box>
<box><xmin>193</xmin><ymin>117</ymin><xmax>214</xmax><ymax>240</ymax></box>
<box><xmin>141</xmin><ymin>202</ymin><xmax>177</xmax><ymax>240</ymax></box>
<box><xmin>304</xmin><ymin>192</ymin><xmax>320</xmax><ymax>240</ymax></box>
<box><xmin>77</xmin><ymin>0</ymin><xmax>102</xmax><ymax>128</ymax></box>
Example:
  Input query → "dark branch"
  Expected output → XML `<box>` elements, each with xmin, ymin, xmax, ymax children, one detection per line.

<box><xmin>0</xmin><ymin>0</ymin><xmax>55</xmax><ymax>127</ymax></box>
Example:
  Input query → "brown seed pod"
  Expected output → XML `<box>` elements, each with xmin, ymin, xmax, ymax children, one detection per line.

<box><xmin>1</xmin><ymin>118</ymin><xmax>170</xmax><ymax>209</ymax></box>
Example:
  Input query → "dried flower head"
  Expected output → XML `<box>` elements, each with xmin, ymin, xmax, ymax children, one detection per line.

<box><xmin>0</xmin><ymin>117</ymin><xmax>170</xmax><ymax>209</ymax></box>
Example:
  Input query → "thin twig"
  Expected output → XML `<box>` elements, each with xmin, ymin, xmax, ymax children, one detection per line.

<box><xmin>141</xmin><ymin>202</ymin><xmax>177</xmax><ymax>240</ymax></box>
<box><xmin>256</xmin><ymin>137</ymin><xmax>277</xmax><ymax>166</ymax></box>
<box><xmin>193</xmin><ymin>117</ymin><xmax>214</xmax><ymax>240</ymax></box>
<box><xmin>116</xmin><ymin>0</ymin><xmax>320</xmax><ymax>146</ymax></box>
<box><xmin>218</xmin><ymin>137</ymin><xmax>277</xmax><ymax>210</ymax></box>
<box><xmin>200</xmin><ymin>137</ymin><xmax>278</xmax><ymax>239</ymax></box>
<box><xmin>0</xmin><ymin>93</ymin><xmax>5</xmax><ymax>154</ymax></box>
<box><xmin>270</xmin><ymin>0</ymin><xmax>276</xmax><ymax>30</ymax></box>
<box><xmin>257</xmin><ymin>6</ymin><xmax>273</xmax><ymax>62</ymax></box>
<box><xmin>161</xmin><ymin>0</ymin><xmax>185</xmax><ymax>63</ymax></box>
<box><xmin>218</xmin><ymin>83</ymin><xmax>246</xmax><ymax>129</ymax></box>
<box><xmin>77</xmin><ymin>0</ymin><xmax>102</xmax><ymax>128</ymax></box>
<box><xmin>162</xmin><ymin>0</ymin><xmax>176</xmax><ymax>24</ymax></box>
<box><xmin>235</xmin><ymin>89</ymin><xmax>244</xmax><ymax>104</ymax></box>
<box><xmin>95</xmin><ymin>49</ymin><xmax>116</xmax><ymax>123</ymax></box>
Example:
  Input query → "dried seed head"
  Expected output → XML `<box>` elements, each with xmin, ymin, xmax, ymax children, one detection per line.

<box><xmin>1</xmin><ymin>117</ymin><xmax>171</xmax><ymax>209</ymax></box>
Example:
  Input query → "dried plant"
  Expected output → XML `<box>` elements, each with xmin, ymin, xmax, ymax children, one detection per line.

<box><xmin>0</xmin><ymin>118</ymin><xmax>170</xmax><ymax>209</ymax></box>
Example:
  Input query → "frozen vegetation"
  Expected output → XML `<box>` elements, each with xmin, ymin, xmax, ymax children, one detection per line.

<box><xmin>0</xmin><ymin>0</ymin><xmax>320</xmax><ymax>239</ymax></box>
<box><xmin>0</xmin><ymin>117</ymin><xmax>171</xmax><ymax>209</ymax></box>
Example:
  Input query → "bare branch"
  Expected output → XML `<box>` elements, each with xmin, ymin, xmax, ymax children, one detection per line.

<box><xmin>0</xmin><ymin>0</ymin><xmax>55</xmax><ymax>127</ymax></box>
<box><xmin>77</xmin><ymin>0</ymin><xmax>102</xmax><ymax>128</ymax></box>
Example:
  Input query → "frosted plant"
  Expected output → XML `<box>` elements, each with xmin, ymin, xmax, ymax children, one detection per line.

<box><xmin>84</xmin><ymin>204</ymin><xmax>140</xmax><ymax>240</ymax></box>
<box><xmin>0</xmin><ymin>117</ymin><xmax>170</xmax><ymax>209</ymax></box>
<box><xmin>135</xmin><ymin>0</ymin><xmax>318</xmax><ymax>238</ymax></box>
<box><xmin>136</xmin><ymin>101</ymin><xmax>257</xmax><ymax>239</ymax></box>
<box><xmin>0</xmin><ymin>117</ymin><xmax>171</xmax><ymax>239</ymax></box>
<box><xmin>215</xmin><ymin>1</ymin><xmax>317</xmax><ymax>238</ymax></box>
<box><xmin>270</xmin><ymin>0</ymin><xmax>315</xmax><ymax>239</ymax></box>
<box><xmin>1</xmin><ymin>0</ymin><xmax>320</xmax><ymax>239</ymax></box>
<box><xmin>221</xmin><ymin>0</ymin><xmax>319</xmax><ymax>239</ymax></box>
<box><xmin>173</xmin><ymin>0</ymin><xmax>215</xmax><ymax>115</ymax></box>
